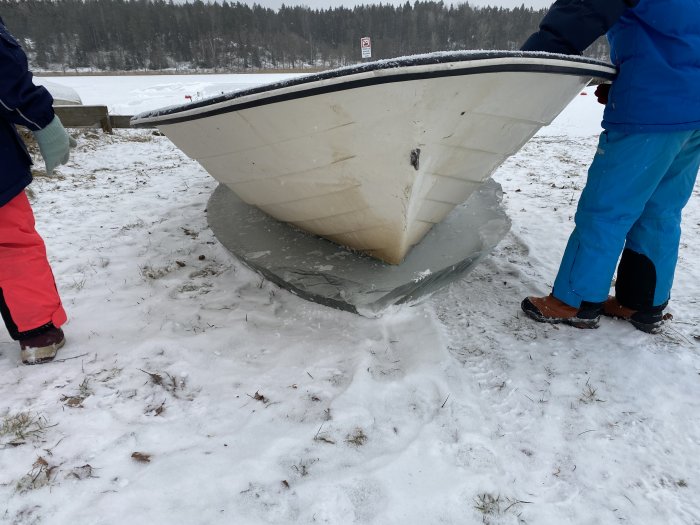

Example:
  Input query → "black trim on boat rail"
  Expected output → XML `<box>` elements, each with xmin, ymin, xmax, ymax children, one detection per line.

<box><xmin>131</xmin><ymin>52</ymin><xmax>617</xmax><ymax>127</ymax></box>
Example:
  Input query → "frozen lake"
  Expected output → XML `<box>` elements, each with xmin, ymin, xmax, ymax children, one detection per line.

<box><xmin>35</xmin><ymin>72</ymin><xmax>605</xmax><ymax>136</ymax></box>
<box><xmin>36</xmin><ymin>73</ymin><xmax>303</xmax><ymax>117</ymax></box>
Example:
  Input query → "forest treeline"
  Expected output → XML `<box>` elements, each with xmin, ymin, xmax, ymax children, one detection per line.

<box><xmin>1</xmin><ymin>0</ymin><xmax>610</xmax><ymax>72</ymax></box>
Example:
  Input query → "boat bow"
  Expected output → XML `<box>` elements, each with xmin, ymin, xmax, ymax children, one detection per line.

<box><xmin>132</xmin><ymin>51</ymin><xmax>616</xmax><ymax>264</ymax></box>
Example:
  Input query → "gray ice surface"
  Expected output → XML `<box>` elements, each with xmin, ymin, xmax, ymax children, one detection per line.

<box><xmin>207</xmin><ymin>179</ymin><xmax>510</xmax><ymax>316</ymax></box>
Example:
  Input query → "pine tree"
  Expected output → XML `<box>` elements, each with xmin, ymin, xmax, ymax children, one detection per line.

<box><xmin>1</xmin><ymin>0</ymin><xmax>606</xmax><ymax>72</ymax></box>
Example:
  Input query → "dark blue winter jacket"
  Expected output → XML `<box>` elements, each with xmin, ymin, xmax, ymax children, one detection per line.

<box><xmin>0</xmin><ymin>17</ymin><xmax>55</xmax><ymax>206</ymax></box>
<box><xmin>522</xmin><ymin>0</ymin><xmax>700</xmax><ymax>133</ymax></box>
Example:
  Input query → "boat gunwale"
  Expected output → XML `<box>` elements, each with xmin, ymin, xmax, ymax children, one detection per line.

<box><xmin>131</xmin><ymin>51</ymin><xmax>617</xmax><ymax>127</ymax></box>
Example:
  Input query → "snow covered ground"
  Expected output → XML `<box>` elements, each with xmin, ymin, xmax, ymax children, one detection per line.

<box><xmin>1</xmin><ymin>77</ymin><xmax>699</xmax><ymax>525</ymax></box>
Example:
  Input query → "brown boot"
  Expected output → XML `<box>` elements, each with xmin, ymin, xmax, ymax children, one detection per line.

<box><xmin>521</xmin><ymin>294</ymin><xmax>603</xmax><ymax>329</ymax></box>
<box><xmin>19</xmin><ymin>326</ymin><xmax>65</xmax><ymax>365</ymax></box>
<box><xmin>603</xmin><ymin>296</ymin><xmax>665</xmax><ymax>334</ymax></box>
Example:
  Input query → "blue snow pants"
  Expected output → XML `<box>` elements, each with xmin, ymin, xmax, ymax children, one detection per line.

<box><xmin>552</xmin><ymin>129</ymin><xmax>700</xmax><ymax>310</ymax></box>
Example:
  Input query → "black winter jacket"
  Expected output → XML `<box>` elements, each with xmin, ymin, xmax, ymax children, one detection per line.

<box><xmin>0</xmin><ymin>17</ymin><xmax>54</xmax><ymax>206</ymax></box>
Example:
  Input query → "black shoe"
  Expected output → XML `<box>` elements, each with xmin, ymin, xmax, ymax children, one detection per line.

<box><xmin>19</xmin><ymin>326</ymin><xmax>65</xmax><ymax>365</ymax></box>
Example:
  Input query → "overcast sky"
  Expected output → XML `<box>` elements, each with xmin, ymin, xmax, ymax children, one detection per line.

<box><xmin>238</xmin><ymin>0</ymin><xmax>554</xmax><ymax>11</ymax></box>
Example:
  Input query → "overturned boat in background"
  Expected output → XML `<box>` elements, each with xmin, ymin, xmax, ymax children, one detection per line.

<box><xmin>35</xmin><ymin>79</ymin><xmax>83</xmax><ymax>106</ymax></box>
<box><xmin>132</xmin><ymin>51</ymin><xmax>616</xmax><ymax>264</ymax></box>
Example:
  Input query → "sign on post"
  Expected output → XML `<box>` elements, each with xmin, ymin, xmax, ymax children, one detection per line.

<box><xmin>360</xmin><ymin>37</ymin><xmax>372</xmax><ymax>59</ymax></box>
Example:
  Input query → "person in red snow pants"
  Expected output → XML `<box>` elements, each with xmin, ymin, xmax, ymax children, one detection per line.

<box><xmin>0</xmin><ymin>192</ymin><xmax>67</xmax><ymax>336</ymax></box>
<box><xmin>1</xmin><ymin>17</ymin><xmax>74</xmax><ymax>364</ymax></box>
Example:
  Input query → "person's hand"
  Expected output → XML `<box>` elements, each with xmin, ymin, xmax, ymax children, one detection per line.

<box><xmin>32</xmin><ymin>116</ymin><xmax>77</xmax><ymax>176</ymax></box>
<box><xmin>594</xmin><ymin>83</ymin><xmax>611</xmax><ymax>105</ymax></box>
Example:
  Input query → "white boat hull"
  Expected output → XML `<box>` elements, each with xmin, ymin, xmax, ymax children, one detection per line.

<box><xmin>133</xmin><ymin>52</ymin><xmax>616</xmax><ymax>264</ymax></box>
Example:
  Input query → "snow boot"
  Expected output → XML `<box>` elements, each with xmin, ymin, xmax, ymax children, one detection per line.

<box><xmin>521</xmin><ymin>294</ymin><xmax>603</xmax><ymax>329</ymax></box>
<box><xmin>19</xmin><ymin>325</ymin><xmax>65</xmax><ymax>365</ymax></box>
<box><xmin>602</xmin><ymin>296</ymin><xmax>665</xmax><ymax>334</ymax></box>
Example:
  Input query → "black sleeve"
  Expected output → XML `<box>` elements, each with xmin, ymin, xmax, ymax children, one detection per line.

<box><xmin>0</xmin><ymin>21</ymin><xmax>55</xmax><ymax>130</ymax></box>
<box><xmin>521</xmin><ymin>0</ymin><xmax>639</xmax><ymax>55</ymax></box>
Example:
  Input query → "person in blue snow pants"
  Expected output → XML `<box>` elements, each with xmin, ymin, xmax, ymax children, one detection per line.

<box><xmin>519</xmin><ymin>0</ymin><xmax>700</xmax><ymax>333</ymax></box>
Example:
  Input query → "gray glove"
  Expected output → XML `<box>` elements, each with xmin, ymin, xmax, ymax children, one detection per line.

<box><xmin>32</xmin><ymin>116</ymin><xmax>77</xmax><ymax>175</ymax></box>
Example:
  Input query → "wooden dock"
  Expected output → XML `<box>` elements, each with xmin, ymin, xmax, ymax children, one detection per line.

<box><xmin>53</xmin><ymin>105</ymin><xmax>139</xmax><ymax>132</ymax></box>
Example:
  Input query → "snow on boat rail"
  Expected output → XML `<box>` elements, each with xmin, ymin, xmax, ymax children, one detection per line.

<box><xmin>131</xmin><ymin>51</ymin><xmax>616</xmax><ymax>126</ymax></box>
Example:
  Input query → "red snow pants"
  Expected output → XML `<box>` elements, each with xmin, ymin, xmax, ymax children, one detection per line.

<box><xmin>0</xmin><ymin>191</ymin><xmax>66</xmax><ymax>340</ymax></box>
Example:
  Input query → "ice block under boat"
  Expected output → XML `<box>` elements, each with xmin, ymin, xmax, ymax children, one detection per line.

<box><xmin>132</xmin><ymin>51</ymin><xmax>616</xmax><ymax>264</ymax></box>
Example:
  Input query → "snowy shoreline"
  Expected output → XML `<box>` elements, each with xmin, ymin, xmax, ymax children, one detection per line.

<box><xmin>1</xmin><ymin>80</ymin><xmax>699</xmax><ymax>524</ymax></box>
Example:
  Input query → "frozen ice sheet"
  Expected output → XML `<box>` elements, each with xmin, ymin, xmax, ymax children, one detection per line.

<box><xmin>208</xmin><ymin>179</ymin><xmax>510</xmax><ymax>316</ymax></box>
